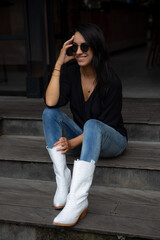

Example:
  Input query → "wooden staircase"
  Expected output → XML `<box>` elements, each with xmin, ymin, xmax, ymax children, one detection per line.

<box><xmin>0</xmin><ymin>96</ymin><xmax>160</xmax><ymax>240</ymax></box>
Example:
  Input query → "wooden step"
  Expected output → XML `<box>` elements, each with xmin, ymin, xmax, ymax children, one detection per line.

<box><xmin>123</xmin><ymin>98</ymin><xmax>160</xmax><ymax>141</ymax></box>
<box><xmin>1</xmin><ymin>97</ymin><xmax>160</xmax><ymax>141</ymax></box>
<box><xmin>0</xmin><ymin>177</ymin><xmax>160</xmax><ymax>240</ymax></box>
<box><xmin>0</xmin><ymin>135</ymin><xmax>160</xmax><ymax>191</ymax></box>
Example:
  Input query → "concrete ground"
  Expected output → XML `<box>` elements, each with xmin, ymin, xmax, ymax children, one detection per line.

<box><xmin>111</xmin><ymin>44</ymin><xmax>160</xmax><ymax>98</ymax></box>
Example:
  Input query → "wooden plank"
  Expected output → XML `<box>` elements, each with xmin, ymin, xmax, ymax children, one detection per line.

<box><xmin>89</xmin><ymin>186</ymin><xmax>160</xmax><ymax>220</ymax></box>
<box><xmin>0</xmin><ymin>179</ymin><xmax>54</xmax><ymax>208</ymax></box>
<box><xmin>122</xmin><ymin>99</ymin><xmax>160</xmax><ymax>124</ymax></box>
<box><xmin>0</xmin><ymin>135</ymin><xmax>50</xmax><ymax>163</ymax></box>
<box><xmin>1</xmin><ymin>204</ymin><xmax>160</xmax><ymax>239</ymax></box>
<box><xmin>98</xmin><ymin>158</ymin><xmax>160</xmax><ymax>170</ymax></box>
<box><xmin>0</xmin><ymin>177</ymin><xmax>54</xmax><ymax>194</ymax></box>
<box><xmin>0</xmin><ymin>97</ymin><xmax>69</xmax><ymax>120</ymax></box>
<box><xmin>0</xmin><ymin>97</ymin><xmax>160</xmax><ymax>124</ymax></box>
<box><xmin>77</xmin><ymin>212</ymin><xmax>160</xmax><ymax>239</ymax></box>
<box><xmin>1</xmin><ymin>135</ymin><xmax>160</xmax><ymax>171</ymax></box>
<box><xmin>0</xmin><ymin>177</ymin><xmax>160</xmax><ymax>239</ymax></box>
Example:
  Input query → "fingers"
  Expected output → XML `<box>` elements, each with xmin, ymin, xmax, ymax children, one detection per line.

<box><xmin>54</xmin><ymin>137</ymin><xmax>65</xmax><ymax>146</ymax></box>
<box><xmin>54</xmin><ymin>137</ymin><xmax>69</xmax><ymax>153</ymax></box>
<box><xmin>65</xmin><ymin>35</ymin><xmax>74</xmax><ymax>45</ymax></box>
<box><xmin>58</xmin><ymin>36</ymin><xmax>75</xmax><ymax>65</ymax></box>
<box><xmin>57</xmin><ymin>145</ymin><xmax>69</xmax><ymax>154</ymax></box>
<box><xmin>63</xmin><ymin>35</ymin><xmax>74</xmax><ymax>50</ymax></box>
<box><xmin>61</xmin><ymin>149</ymin><xmax>68</xmax><ymax>154</ymax></box>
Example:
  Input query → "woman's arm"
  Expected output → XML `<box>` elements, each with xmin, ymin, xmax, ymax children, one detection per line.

<box><xmin>69</xmin><ymin>134</ymin><xmax>83</xmax><ymax>149</ymax></box>
<box><xmin>45</xmin><ymin>36</ymin><xmax>74</xmax><ymax>106</ymax></box>
<box><xmin>45</xmin><ymin>63</ymin><xmax>61</xmax><ymax>106</ymax></box>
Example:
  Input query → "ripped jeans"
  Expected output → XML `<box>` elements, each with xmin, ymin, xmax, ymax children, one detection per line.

<box><xmin>42</xmin><ymin>108</ymin><xmax>127</xmax><ymax>164</ymax></box>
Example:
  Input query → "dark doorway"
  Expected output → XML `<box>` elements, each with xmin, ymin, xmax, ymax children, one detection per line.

<box><xmin>0</xmin><ymin>0</ymin><xmax>26</xmax><ymax>96</ymax></box>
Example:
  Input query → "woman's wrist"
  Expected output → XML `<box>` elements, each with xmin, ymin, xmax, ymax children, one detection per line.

<box><xmin>54</xmin><ymin>61</ymin><xmax>62</xmax><ymax>71</ymax></box>
<box><xmin>52</xmin><ymin>63</ymin><xmax>62</xmax><ymax>75</ymax></box>
<box><xmin>54</xmin><ymin>68</ymin><xmax>60</xmax><ymax>72</ymax></box>
<box><xmin>69</xmin><ymin>135</ymin><xmax>83</xmax><ymax>150</ymax></box>
<box><xmin>68</xmin><ymin>139</ymin><xmax>74</xmax><ymax>150</ymax></box>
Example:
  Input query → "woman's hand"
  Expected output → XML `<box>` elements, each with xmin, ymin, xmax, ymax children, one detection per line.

<box><xmin>54</xmin><ymin>137</ymin><xmax>72</xmax><ymax>154</ymax></box>
<box><xmin>56</xmin><ymin>36</ymin><xmax>75</xmax><ymax>66</ymax></box>
<box><xmin>54</xmin><ymin>134</ymin><xmax>83</xmax><ymax>154</ymax></box>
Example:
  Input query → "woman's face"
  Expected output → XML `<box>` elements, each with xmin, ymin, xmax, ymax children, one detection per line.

<box><xmin>73</xmin><ymin>32</ymin><xmax>93</xmax><ymax>67</ymax></box>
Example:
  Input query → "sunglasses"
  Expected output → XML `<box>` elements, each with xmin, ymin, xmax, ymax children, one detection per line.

<box><xmin>66</xmin><ymin>42</ymin><xmax>89</xmax><ymax>56</ymax></box>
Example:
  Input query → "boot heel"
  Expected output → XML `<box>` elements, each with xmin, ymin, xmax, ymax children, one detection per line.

<box><xmin>80</xmin><ymin>207</ymin><xmax>88</xmax><ymax>219</ymax></box>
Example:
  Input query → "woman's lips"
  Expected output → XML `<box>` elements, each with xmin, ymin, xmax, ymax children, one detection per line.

<box><xmin>76</xmin><ymin>56</ymin><xmax>87</xmax><ymax>61</ymax></box>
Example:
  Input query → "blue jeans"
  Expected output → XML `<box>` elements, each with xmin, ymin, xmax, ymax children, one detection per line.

<box><xmin>42</xmin><ymin>108</ymin><xmax>127</xmax><ymax>164</ymax></box>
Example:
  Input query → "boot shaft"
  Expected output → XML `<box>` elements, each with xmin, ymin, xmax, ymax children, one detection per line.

<box><xmin>69</xmin><ymin>160</ymin><xmax>95</xmax><ymax>197</ymax></box>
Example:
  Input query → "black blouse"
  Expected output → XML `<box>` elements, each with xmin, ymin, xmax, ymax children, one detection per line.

<box><xmin>46</xmin><ymin>63</ymin><xmax>127</xmax><ymax>138</ymax></box>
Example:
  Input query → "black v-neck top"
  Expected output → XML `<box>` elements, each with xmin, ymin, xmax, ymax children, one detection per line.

<box><xmin>46</xmin><ymin>63</ymin><xmax>127</xmax><ymax>138</ymax></box>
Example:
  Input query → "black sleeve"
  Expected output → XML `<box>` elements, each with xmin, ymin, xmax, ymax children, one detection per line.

<box><xmin>98</xmin><ymin>74</ymin><xmax>123</xmax><ymax>129</ymax></box>
<box><xmin>44</xmin><ymin>64</ymin><xmax>71</xmax><ymax>108</ymax></box>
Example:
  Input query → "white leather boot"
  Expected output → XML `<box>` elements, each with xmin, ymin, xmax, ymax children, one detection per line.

<box><xmin>47</xmin><ymin>146</ymin><xmax>71</xmax><ymax>209</ymax></box>
<box><xmin>53</xmin><ymin>159</ymin><xmax>95</xmax><ymax>226</ymax></box>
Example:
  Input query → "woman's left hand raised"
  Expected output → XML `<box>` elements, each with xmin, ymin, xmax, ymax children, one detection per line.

<box><xmin>54</xmin><ymin>137</ymin><xmax>72</xmax><ymax>154</ymax></box>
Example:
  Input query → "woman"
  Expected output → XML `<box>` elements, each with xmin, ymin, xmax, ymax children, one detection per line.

<box><xmin>43</xmin><ymin>23</ymin><xmax>127</xmax><ymax>226</ymax></box>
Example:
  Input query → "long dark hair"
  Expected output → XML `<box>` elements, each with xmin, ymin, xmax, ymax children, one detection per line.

<box><xmin>72</xmin><ymin>23</ymin><xmax>113</xmax><ymax>101</ymax></box>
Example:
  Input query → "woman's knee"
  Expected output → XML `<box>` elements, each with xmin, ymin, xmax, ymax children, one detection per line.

<box><xmin>83</xmin><ymin>119</ymin><xmax>100</xmax><ymax>132</ymax></box>
<box><xmin>42</xmin><ymin>108</ymin><xmax>62</xmax><ymax>122</ymax></box>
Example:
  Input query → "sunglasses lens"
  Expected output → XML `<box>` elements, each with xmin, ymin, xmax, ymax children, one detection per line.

<box><xmin>71</xmin><ymin>44</ymin><xmax>78</xmax><ymax>52</ymax></box>
<box><xmin>81</xmin><ymin>43</ymin><xmax>89</xmax><ymax>52</ymax></box>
